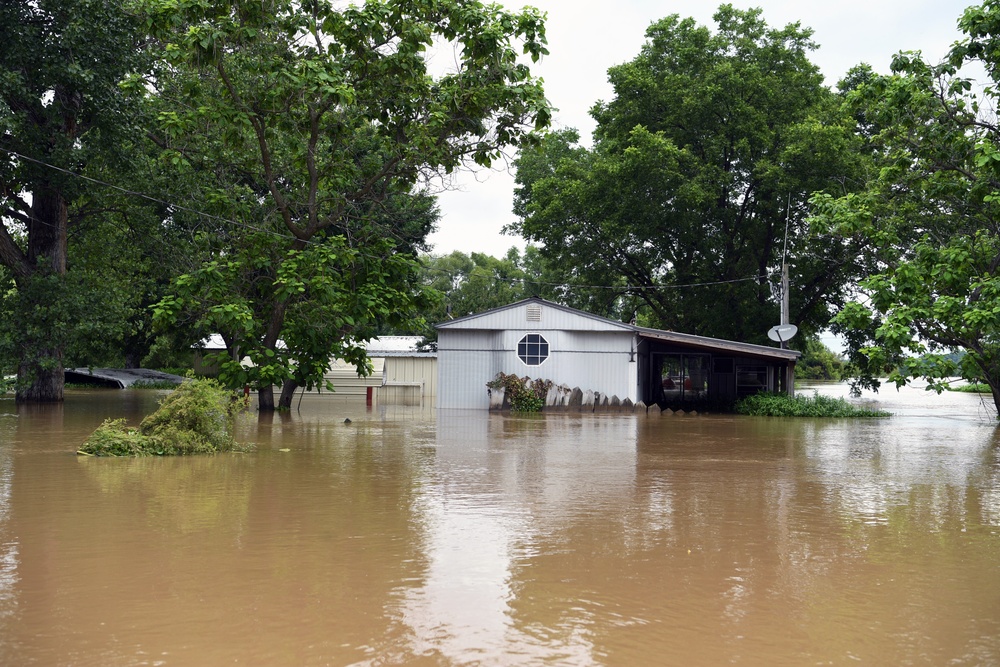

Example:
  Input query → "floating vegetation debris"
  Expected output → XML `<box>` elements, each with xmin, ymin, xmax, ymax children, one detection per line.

<box><xmin>78</xmin><ymin>379</ymin><xmax>249</xmax><ymax>456</ymax></box>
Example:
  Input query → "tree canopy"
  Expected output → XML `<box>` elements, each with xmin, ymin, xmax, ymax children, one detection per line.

<box><xmin>809</xmin><ymin>0</ymin><xmax>1000</xmax><ymax>414</ymax></box>
<box><xmin>0</xmin><ymin>0</ymin><xmax>147</xmax><ymax>401</ymax></box>
<box><xmin>144</xmin><ymin>0</ymin><xmax>551</xmax><ymax>409</ymax></box>
<box><xmin>511</xmin><ymin>5</ymin><xmax>866</xmax><ymax>344</ymax></box>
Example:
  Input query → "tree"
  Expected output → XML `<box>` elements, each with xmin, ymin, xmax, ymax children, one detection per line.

<box><xmin>0</xmin><ymin>0</ymin><xmax>145</xmax><ymax>401</ymax></box>
<box><xmin>511</xmin><ymin>5</ymin><xmax>866</xmax><ymax>344</ymax></box>
<box><xmin>145</xmin><ymin>0</ymin><xmax>551</xmax><ymax>410</ymax></box>
<box><xmin>793</xmin><ymin>337</ymin><xmax>845</xmax><ymax>381</ymax></box>
<box><xmin>422</xmin><ymin>248</ymin><xmax>541</xmax><ymax>319</ymax></box>
<box><xmin>808</xmin><ymin>1</ymin><xmax>1000</xmax><ymax>414</ymax></box>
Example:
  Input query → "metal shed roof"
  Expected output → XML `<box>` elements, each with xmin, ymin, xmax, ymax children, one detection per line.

<box><xmin>634</xmin><ymin>327</ymin><xmax>800</xmax><ymax>361</ymax></box>
<box><xmin>435</xmin><ymin>297</ymin><xmax>800</xmax><ymax>361</ymax></box>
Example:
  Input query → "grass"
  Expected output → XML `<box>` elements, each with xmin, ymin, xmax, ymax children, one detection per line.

<box><xmin>153</xmin><ymin>367</ymin><xmax>196</xmax><ymax>378</ymax></box>
<box><xmin>946</xmin><ymin>382</ymin><xmax>990</xmax><ymax>393</ymax></box>
<box><xmin>79</xmin><ymin>378</ymin><xmax>250</xmax><ymax>456</ymax></box>
<box><xmin>735</xmin><ymin>391</ymin><xmax>890</xmax><ymax>418</ymax></box>
<box><xmin>130</xmin><ymin>380</ymin><xmax>183</xmax><ymax>390</ymax></box>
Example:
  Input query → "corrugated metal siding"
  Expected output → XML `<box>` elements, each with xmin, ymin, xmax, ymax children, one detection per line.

<box><xmin>437</xmin><ymin>328</ymin><xmax>637</xmax><ymax>409</ymax></box>
<box><xmin>437</xmin><ymin>330</ymin><xmax>499</xmax><ymax>409</ymax></box>
<box><xmin>306</xmin><ymin>355</ymin><xmax>437</xmax><ymax>398</ymax></box>
<box><xmin>317</xmin><ymin>358</ymin><xmax>384</xmax><ymax>395</ymax></box>
<box><xmin>381</xmin><ymin>357</ymin><xmax>437</xmax><ymax>396</ymax></box>
<box><xmin>527</xmin><ymin>330</ymin><xmax>634</xmax><ymax>400</ymax></box>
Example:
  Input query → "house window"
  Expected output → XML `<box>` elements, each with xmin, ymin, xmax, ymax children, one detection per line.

<box><xmin>518</xmin><ymin>333</ymin><xmax>549</xmax><ymax>366</ymax></box>
<box><xmin>658</xmin><ymin>353</ymin><xmax>709</xmax><ymax>401</ymax></box>
<box><xmin>736</xmin><ymin>363</ymin><xmax>769</xmax><ymax>396</ymax></box>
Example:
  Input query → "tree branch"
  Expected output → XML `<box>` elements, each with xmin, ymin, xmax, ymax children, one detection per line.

<box><xmin>0</xmin><ymin>220</ymin><xmax>31</xmax><ymax>280</ymax></box>
<box><xmin>215</xmin><ymin>58</ymin><xmax>305</xmax><ymax>241</ymax></box>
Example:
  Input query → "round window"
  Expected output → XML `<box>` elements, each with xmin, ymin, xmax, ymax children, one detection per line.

<box><xmin>518</xmin><ymin>333</ymin><xmax>549</xmax><ymax>366</ymax></box>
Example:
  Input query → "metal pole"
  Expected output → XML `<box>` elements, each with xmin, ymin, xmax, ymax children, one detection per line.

<box><xmin>781</xmin><ymin>263</ymin><xmax>790</xmax><ymax>350</ymax></box>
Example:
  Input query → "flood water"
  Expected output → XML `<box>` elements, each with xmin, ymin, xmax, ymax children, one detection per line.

<box><xmin>0</xmin><ymin>383</ymin><xmax>998</xmax><ymax>666</ymax></box>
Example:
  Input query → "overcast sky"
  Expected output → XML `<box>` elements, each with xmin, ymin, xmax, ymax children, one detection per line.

<box><xmin>425</xmin><ymin>0</ymin><xmax>976</xmax><ymax>256</ymax></box>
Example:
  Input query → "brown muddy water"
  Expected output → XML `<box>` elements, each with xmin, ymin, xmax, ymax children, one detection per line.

<box><xmin>0</xmin><ymin>383</ymin><xmax>998</xmax><ymax>666</ymax></box>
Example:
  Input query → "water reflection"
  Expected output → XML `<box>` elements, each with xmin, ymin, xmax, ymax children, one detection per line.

<box><xmin>0</xmin><ymin>387</ymin><xmax>997</xmax><ymax>665</ymax></box>
<box><xmin>0</xmin><ymin>403</ymin><xmax>18</xmax><ymax>628</ymax></box>
<box><xmin>393</xmin><ymin>414</ymin><xmax>640</xmax><ymax>665</ymax></box>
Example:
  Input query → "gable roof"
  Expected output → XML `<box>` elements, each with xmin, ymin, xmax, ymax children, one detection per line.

<box><xmin>435</xmin><ymin>296</ymin><xmax>635</xmax><ymax>333</ymax></box>
<box><xmin>435</xmin><ymin>297</ymin><xmax>800</xmax><ymax>361</ymax></box>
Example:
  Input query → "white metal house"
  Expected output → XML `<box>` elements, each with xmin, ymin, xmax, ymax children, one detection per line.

<box><xmin>435</xmin><ymin>297</ymin><xmax>800</xmax><ymax>410</ymax></box>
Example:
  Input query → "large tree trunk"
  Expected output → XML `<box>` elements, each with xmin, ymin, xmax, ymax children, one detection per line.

<box><xmin>15</xmin><ymin>186</ymin><xmax>68</xmax><ymax>403</ymax></box>
<box><xmin>985</xmin><ymin>376</ymin><xmax>1000</xmax><ymax>417</ymax></box>
<box><xmin>16</xmin><ymin>350</ymin><xmax>64</xmax><ymax>403</ymax></box>
<box><xmin>123</xmin><ymin>348</ymin><xmax>143</xmax><ymax>369</ymax></box>
<box><xmin>278</xmin><ymin>379</ymin><xmax>299</xmax><ymax>410</ymax></box>
<box><xmin>971</xmin><ymin>356</ymin><xmax>1000</xmax><ymax>418</ymax></box>
<box><xmin>255</xmin><ymin>295</ymin><xmax>290</xmax><ymax>412</ymax></box>
<box><xmin>258</xmin><ymin>385</ymin><xmax>275</xmax><ymax>411</ymax></box>
<box><xmin>122</xmin><ymin>330</ymin><xmax>149</xmax><ymax>369</ymax></box>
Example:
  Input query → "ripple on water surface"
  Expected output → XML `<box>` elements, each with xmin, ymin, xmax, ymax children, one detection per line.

<box><xmin>0</xmin><ymin>388</ymin><xmax>997</xmax><ymax>665</ymax></box>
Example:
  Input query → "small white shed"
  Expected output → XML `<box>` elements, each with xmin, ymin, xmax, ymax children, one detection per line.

<box><xmin>435</xmin><ymin>297</ymin><xmax>800</xmax><ymax>411</ymax></box>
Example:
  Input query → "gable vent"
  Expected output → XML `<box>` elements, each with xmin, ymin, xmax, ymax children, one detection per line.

<box><xmin>526</xmin><ymin>304</ymin><xmax>542</xmax><ymax>322</ymax></box>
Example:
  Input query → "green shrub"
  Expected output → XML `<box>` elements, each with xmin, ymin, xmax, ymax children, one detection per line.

<box><xmin>946</xmin><ymin>382</ymin><xmax>990</xmax><ymax>393</ymax></box>
<box><xmin>486</xmin><ymin>373</ymin><xmax>552</xmax><ymax>412</ymax></box>
<box><xmin>79</xmin><ymin>378</ymin><xmax>249</xmax><ymax>456</ymax></box>
<box><xmin>735</xmin><ymin>391</ymin><xmax>890</xmax><ymax>418</ymax></box>
<box><xmin>80</xmin><ymin>419</ymin><xmax>155</xmax><ymax>456</ymax></box>
<box><xmin>130</xmin><ymin>380</ymin><xmax>182</xmax><ymax>390</ymax></box>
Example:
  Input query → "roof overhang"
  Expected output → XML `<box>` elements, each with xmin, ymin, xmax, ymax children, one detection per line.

<box><xmin>635</xmin><ymin>328</ymin><xmax>800</xmax><ymax>362</ymax></box>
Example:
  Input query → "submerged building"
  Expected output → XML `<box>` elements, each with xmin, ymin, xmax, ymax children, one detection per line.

<box><xmin>435</xmin><ymin>297</ymin><xmax>800</xmax><ymax>410</ymax></box>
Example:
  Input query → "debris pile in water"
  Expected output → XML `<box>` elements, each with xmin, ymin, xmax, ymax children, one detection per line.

<box><xmin>78</xmin><ymin>379</ymin><xmax>248</xmax><ymax>456</ymax></box>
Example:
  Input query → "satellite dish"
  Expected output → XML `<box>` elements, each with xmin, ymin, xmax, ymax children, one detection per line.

<box><xmin>767</xmin><ymin>324</ymin><xmax>798</xmax><ymax>343</ymax></box>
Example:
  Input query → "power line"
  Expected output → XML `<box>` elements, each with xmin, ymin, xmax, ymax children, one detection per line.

<box><xmin>1</xmin><ymin>146</ymin><xmax>274</xmax><ymax>237</ymax></box>
<box><xmin>418</xmin><ymin>260</ymin><xmax>779</xmax><ymax>293</ymax></box>
<box><xmin>0</xmin><ymin>147</ymin><xmax>416</xmax><ymax>255</ymax></box>
<box><xmin>2</xmin><ymin>146</ymin><xmax>781</xmax><ymax>293</ymax></box>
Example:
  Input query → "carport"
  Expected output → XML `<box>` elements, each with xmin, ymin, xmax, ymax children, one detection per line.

<box><xmin>634</xmin><ymin>328</ymin><xmax>800</xmax><ymax>409</ymax></box>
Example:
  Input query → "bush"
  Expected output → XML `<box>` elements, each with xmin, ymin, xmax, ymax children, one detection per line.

<box><xmin>80</xmin><ymin>418</ymin><xmax>154</xmax><ymax>456</ymax></box>
<box><xmin>946</xmin><ymin>382</ymin><xmax>990</xmax><ymax>393</ymax></box>
<box><xmin>130</xmin><ymin>380</ymin><xmax>182</xmax><ymax>390</ymax></box>
<box><xmin>79</xmin><ymin>378</ymin><xmax>249</xmax><ymax>456</ymax></box>
<box><xmin>735</xmin><ymin>391</ymin><xmax>890</xmax><ymax>418</ymax></box>
<box><xmin>486</xmin><ymin>373</ymin><xmax>552</xmax><ymax>412</ymax></box>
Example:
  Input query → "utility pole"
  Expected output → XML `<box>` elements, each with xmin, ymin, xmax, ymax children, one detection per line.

<box><xmin>780</xmin><ymin>263</ymin><xmax>790</xmax><ymax>349</ymax></box>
